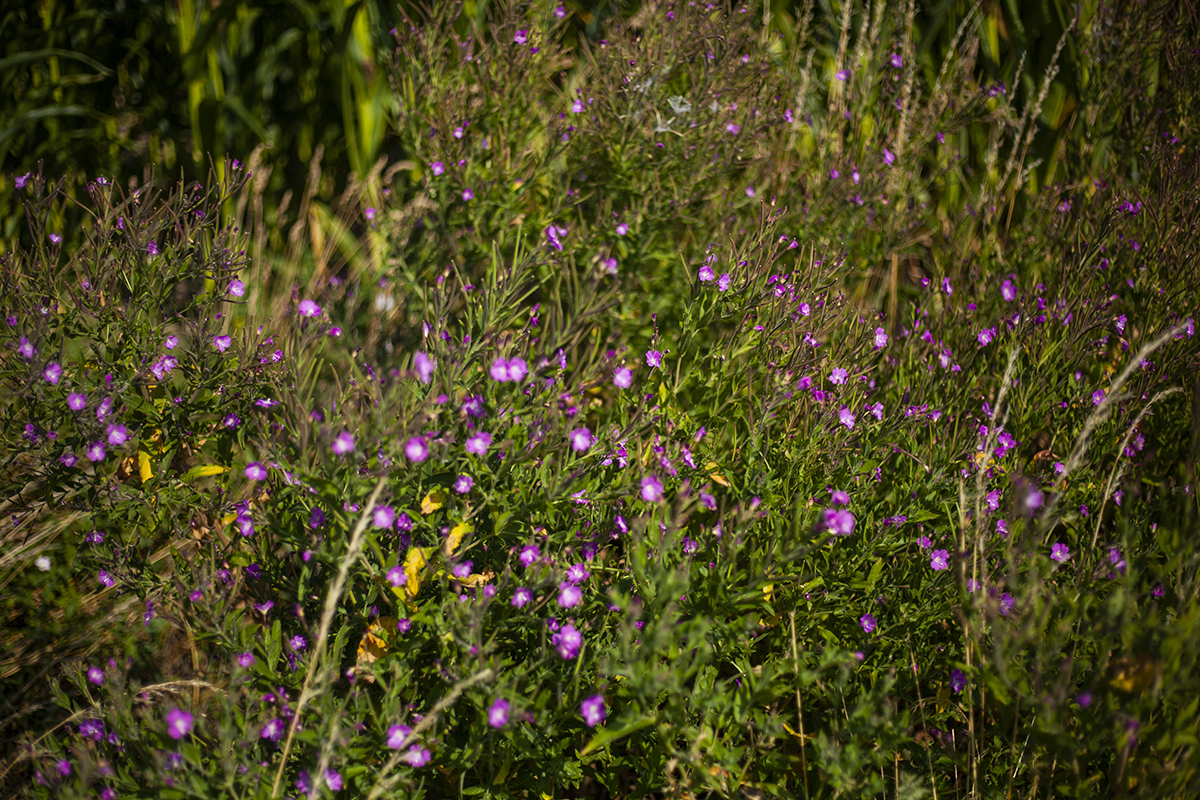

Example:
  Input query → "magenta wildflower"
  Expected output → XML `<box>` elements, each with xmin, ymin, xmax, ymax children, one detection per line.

<box><xmin>860</xmin><ymin>613</ymin><xmax>877</xmax><ymax>633</ymax></box>
<box><xmin>580</xmin><ymin>695</ymin><xmax>606</xmax><ymax>727</ymax></box>
<box><xmin>883</xmin><ymin>147</ymin><xmax>895</xmax><ymax>165</ymax></box>
<box><xmin>699</xmin><ymin>264</ymin><xmax>715</xmax><ymax>282</ymax></box>
<box><xmin>165</xmin><ymin>708</ymin><xmax>193</xmax><ymax>740</ymax></box>
<box><xmin>373</xmin><ymin>505</ymin><xmax>396</xmax><ymax>528</ymax></box>
<box><xmin>244</xmin><ymin>462</ymin><xmax>268</xmax><ymax>480</ymax></box>
<box><xmin>213</xmin><ymin>334</ymin><xmax>232</xmax><ymax>352</ymax></box>
<box><xmin>405</xmin><ymin>436</ymin><xmax>429</xmax><ymax>462</ymax></box>
<box><xmin>86</xmin><ymin>441</ymin><xmax>107</xmax><ymax>462</ymax></box>
<box><xmin>613</xmin><ymin>367</ymin><xmax>633</xmax><ymax>388</ymax></box>
<box><xmin>1050</xmin><ymin>543</ymin><xmax>1071</xmax><ymax>563</ymax></box>
<box><xmin>332</xmin><ymin>431</ymin><xmax>355</xmax><ymax>455</ymax></box>
<box><xmin>930</xmin><ymin>549</ymin><xmax>950</xmax><ymax>571</ymax></box>
<box><xmin>511</xmin><ymin>587</ymin><xmax>533</xmax><ymax>607</ymax></box>
<box><xmin>466</xmin><ymin>431</ymin><xmax>492</xmax><ymax>455</ymax></box>
<box><xmin>488</xmin><ymin>698</ymin><xmax>510</xmax><ymax>728</ymax></box>
<box><xmin>615</xmin><ymin>222</ymin><xmax>629</xmax><ymax>235</ymax></box>
<box><xmin>99</xmin><ymin>570</ymin><xmax>115</xmax><ymax>587</ymax></box>
<box><xmin>555</xmin><ymin>624</ymin><xmax>583</xmax><ymax>659</ymax></box>
<box><xmin>67</xmin><ymin>392</ymin><xmax>87</xmax><ymax>411</ymax></box>
<box><xmin>43</xmin><ymin>363</ymin><xmax>62</xmax><ymax>384</ymax></box>
<box><xmin>830</xmin><ymin>367</ymin><xmax>848</xmax><ymax>385</ymax></box>
<box><xmin>387</xmin><ymin>565</ymin><xmax>407</xmax><ymax>587</ymax></box>
<box><xmin>890</xmin><ymin>53</ymin><xmax>903</xmax><ymax>68</ymax></box>
<box><xmin>414</xmin><ymin>351</ymin><xmax>436</xmax><ymax>383</ymax></box>
<box><xmin>106</xmin><ymin>424</ymin><xmax>128</xmax><ymax>446</ymax></box>
<box><xmin>835</xmin><ymin>69</ymin><xmax>849</xmax><ymax>81</ymax></box>
<box><xmin>569</xmin><ymin>427</ymin><xmax>593</xmax><ymax>452</ymax></box>
<box><xmin>387</xmin><ymin>724</ymin><xmax>412</xmax><ymax>749</ymax></box>
<box><xmin>298</xmin><ymin>299</ymin><xmax>321</xmax><ymax>317</ymax></box>
<box><xmin>558</xmin><ymin>582</ymin><xmax>583</xmax><ymax>608</ymax></box>
<box><xmin>88</xmin><ymin>666</ymin><xmax>104</xmax><ymax>685</ymax></box>
<box><xmin>17</xmin><ymin>337</ymin><xmax>36</xmax><ymax>360</ymax></box>
<box><xmin>1092</xmin><ymin>389</ymin><xmax>1106</xmax><ymax>405</ymax></box>
<box><xmin>640</xmin><ymin>475</ymin><xmax>664</xmax><ymax>502</ymax></box>
<box><xmin>645</xmin><ymin>349</ymin><xmax>663</xmax><ymax>368</ymax></box>
<box><xmin>237</xmin><ymin>652</ymin><xmax>255</xmax><ymax>668</ymax></box>
<box><xmin>519</xmin><ymin>544</ymin><xmax>539</xmax><ymax>567</ymax></box>
<box><xmin>405</xmin><ymin>746</ymin><xmax>432</xmax><ymax>767</ymax></box>
<box><xmin>717</xmin><ymin>273</ymin><xmax>731</xmax><ymax>291</ymax></box>
<box><xmin>950</xmin><ymin>669</ymin><xmax>966</xmax><ymax>693</ymax></box>
<box><xmin>454</xmin><ymin>474</ymin><xmax>473</xmax><ymax>494</ymax></box>
<box><xmin>873</xmin><ymin>328</ymin><xmax>887</xmax><ymax>349</ymax></box>
<box><xmin>838</xmin><ymin>408</ymin><xmax>856</xmax><ymax>429</ymax></box>
<box><xmin>514</xmin><ymin>29</ymin><xmax>527</xmax><ymax>44</ymax></box>
<box><xmin>824</xmin><ymin>508</ymin><xmax>855</xmax><ymax>536</ymax></box>
<box><xmin>462</xmin><ymin>188</ymin><xmax>474</xmax><ymax>201</ymax></box>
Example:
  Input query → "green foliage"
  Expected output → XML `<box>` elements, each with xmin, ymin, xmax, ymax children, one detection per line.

<box><xmin>2</xmin><ymin>0</ymin><xmax>1199</xmax><ymax>798</ymax></box>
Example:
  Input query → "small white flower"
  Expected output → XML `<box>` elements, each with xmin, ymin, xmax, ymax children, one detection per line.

<box><xmin>35</xmin><ymin>555</ymin><xmax>51</xmax><ymax>572</ymax></box>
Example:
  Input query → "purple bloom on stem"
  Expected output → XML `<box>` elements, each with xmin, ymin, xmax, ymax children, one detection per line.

<box><xmin>558</xmin><ymin>582</ymin><xmax>583</xmax><ymax>608</ymax></box>
<box><xmin>883</xmin><ymin>147</ymin><xmax>895</xmax><ymax>165</ymax></box>
<box><xmin>462</xmin><ymin>188</ymin><xmax>474</xmax><ymax>201</ymax></box>
<box><xmin>406</xmin><ymin>746</ymin><xmax>432</xmax><ymax>767</ymax></box>
<box><xmin>213</xmin><ymin>334</ymin><xmax>232</xmax><ymax>352</ymax></box>
<box><xmin>88</xmin><ymin>666</ymin><xmax>104</xmax><ymax>685</ymax></box>
<box><xmin>930</xmin><ymin>549</ymin><xmax>950</xmax><ymax>571</ymax></box>
<box><xmin>454</xmin><ymin>474</ymin><xmax>473</xmax><ymax>494</ymax></box>
<box><xmin>859</xmin><ymin>613</ymin><xmax>877</xmax><ymax>633</ymax></box>
<box><xmin>717</xmin><ymin>273</ymin><xmax>731</xmax><ymax>291</ymax></box>
<box><xmin>237</xmin><ymin>652</ymin><xmax>255</xmax><ymax>668</ymax></box>
<box><xmin>325</xmin><ymin>769</ymin><xmax>343</xmax><ymax>791</ymax></box>
<box><xmin>386</xmin><ymin>724</ymin><xmax>412</xmax><ymax>749</ymax></box>
<box><xmin>999</xmin><ymin>593</ymin><xmax>1015</xmax><ymax>616</ymax></box>
<box><xmin>824</xmin><ymin>508</ymin><xmax>855</xmax><ymax>536</ymax></box>
<box><xmin>298</xmin><ymin>299</ymin><xmax>321</xmax><ymax>317</ymax></box>
<box><xmin>414</xmin><ymin>352</ymin><xmax>436</xmax><ymax>384</ymax></box>
<box><xmin>1050</xmin><ymin>543</ymin><xmax>1071</xmax><ymax>563</ymax></box>
<box><xmin>405</xmin><ymin>437</ymin><xmax>429</xmax><ymax>462</ymax></box>
<box><xmin>699</xmin><ymin>264</ymin><xmax>715</xmax><ymax>282</ymax></box>
<box><xmin>1092</xmin><ymin>389</ymin><xmax>1106</xmax><ymax>406</ymax></box>
<box><xmin>466</xmin><ymin>431</ymin><xmax>492</xmax><ymax>455</ymax></box>
<box><xmin>99</xmin><ymin>570</ymin><xmax>115</xmax><ymax>587</ymax></box>
<box><xmin>950</xmin><ymin>669</ymin><xmax>967</xmax><ymax>693</ymax></box>
<box><xmin>511</xmin><ymin>587</ymin><xmax>532</xmax><ymax>607</ymax></box>
<box><xmin>641</xmin><ymin>475</ymin><xmax>664</xmax><ymax>502</ymax></box>
<box><xmin>873</xmin><ymin>328</ymin><xmax>888</xmax><ymax>349</ymax></box>
<box><xmin>332</xmin><ymin>431</ymin><xmax>355</xmax><ymax>455</ymax></box>
<box><xmin>387</xmin><ymin>565</ymin><xmax>407</xmax><ymax>587</ymax></box>
<box><xmin>86</xmin><ymin>441</ymin><xmax>107</xmax><ymax>462</ymax></box>
<box><xmin>520</xmin><ymin>544</ymin><xmax>539</xmax><ymax>566</ymax></box>
<box><xmin>373</xmin><ymin>505</ymin><xmax>396</xmax><ymax>528</ymax></box>
<box><xmin>838</xmin><ymin>407</ymin><xmax>856</xmax><ymax>429</ymax></box>
<box><xmin>166</xmin><ymin>708</ymin><xmax>193</xmax><ymax>740</ymax></box>
<box><xmin>514</xmin><ymin>29</ymin><xmax>527</xmax><ymax>44</ymax></box>
<box><xmin>581</xmin><ymin>695</ymin><xmax>606</xmax><ymax>726</ymax></box>
<box><xmin>68</xmin><ymin>392</ymin><xmax>87</xmax><ymax>411</ymax></box>
<box><xmin>244</xmin><ymin>462</ymin><xmax>267</xmax><ymax>480</ymax></box>
<box><xmin>645</xmin><ymin>349</ymin><xmax>663</xmax><ymax>368</ymax></box>
<box><xmin>830</xmin><ymin>367</ymin><xmax>848</xmax><ymax>385</ymax></box>
<box><xmin>614</xmin><ymin>367</ymin><xmax>633</xmax><ymax>388</ymax></box>
<box><xmin>615</xmin><ymin>222</ymin><xmax>629</xmax><ymax>236</ymax></box>
<box><xmin>488</xmin><ymin>698</ymin><xmax>510</xmax><ymax>728</ymax></box>
<box><xmin>890</xmin><ymin>53</ymin><xmax>903</xmax><ymax>68</ymax></box>
<box><xmin>555</xmin><ymin>624</ymin><xmax>582</xmax><ymax>658</ymax></box>
<box><xmin>830</xmin><ymin>490</ymin><xmax>850</xmax><ymax>506</ymax></box>
<box><xmin>17</xmin><ymin>337</ymin><xmax>36</xmax><ymax>360</ymax></box>
<box><xmin>106</xmin><ymin>424</ymin><xmax>128</xmax><ymax>446</ymax></box>
<box><xmin>43</xmin><ymin>363</ymin><xmax>62</xmax><ymax>384</ymax></box>
<box><xmin>835</xmin><ymin>69</ymin><xmax>849</xmax><ymax>81</ymax></box>
<box><xmin>569</xmin><ymin>427</ymin><xmax>592</xmax><ymax>452</ymax></box>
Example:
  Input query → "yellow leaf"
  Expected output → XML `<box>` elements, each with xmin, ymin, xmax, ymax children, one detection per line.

<box><xmin>708</xmin><ymin>467</ymin><xmax>730</xmax><ymax>488</ymax></box>
<box><xmin>444</xmin><ymin>520</ymin><xmax>474</xmax><ymax>556</ymax></box>
<box><xmin>404</xmin><ymin>547</ymin><xmax>434</xmax><ymax>599</ymax></box>
<box><xmin>782</xmin><ymin>722</ymin><xmax>812</xmax><ymax>743</ymax></box>
<box><xmin>1108</xmin><ymin>654</ymin><xmax>1159</xmax><ymax>694</ymax></box>
<box><xmin>421</xmin><ymin>488</ymin><xmax>447</xmax><ymax>515</ymax></box>
<box><xmin>138</xmin><ymin>451</ymin><xmax>154</xmax><ymax>482</ymax></box>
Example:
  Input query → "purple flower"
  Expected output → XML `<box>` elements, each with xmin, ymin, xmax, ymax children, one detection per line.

<box><xmin>545</xmin><ymin>224</ymin><xmax>567</xmax><ymax>251</ymax></box>
<box><xmin>373</xmin><ymin>505</ymin><xmax>396</xmax><ymax>528</ymax></box>
<box><xmin>86</xmin><ymin>441</ymin><xmax>107</xmax><ymax>462</ymax></box>
<box><xmin>213</xmin><ymin>334</ymin><xmax>232</xmax><ymax>352</ymax></box>
<box><xmin>454</xmin><ymin>474</ymin><xmax>474</xmax><ymax>494</ymax></box>
<box><xmin>261</xmin><ymin>718</ymin><xmax>285</xmax><ymax>742</ymax></box>
<box><xmin>725</xmin><ymin>123</ymin><xmax>740</xmax><ymax>135</ymax></box>
<box><xmin>405</xmin><ymin>436</ymin><xmax>429</xmax><ymax>462</ymax></box>
<box><xmin>699</xmin><ymin>264</ymin><xmax>715</xmax><ymax>282</ymax></box>
<box><xmin>514</xmin><ymin>29</ymin><xmax>527</xmax><ymax>44</ymax></box>
<box><xmin>824</xmin><ymin>508</ymin><xmax>855</xmax><ymax>536</ymax></box>
<box><xmin>298</xmin><ymin>299</ymin><xmax>321</xmax><ymax>317</ymax></box>
<box><xmin>640</xmin><ymin>475</ymin><xmax>664</xmax><ymax>502</ymax></box>
<box><xmin>569</xmin><ymin>427</ymin><xmax>592</xmax><ymax>452</ymax></box>
<box><xmin>68</xmin><ymin>392</ymin><xmax>87</xmax><ymax>411</ymax></box>
<box><xmin>466</xmin><ymin>431</ymin><xmax>492</xmax><ymax>455</ymax></box>
<box><xmin>488</xmin><ymin>698</ymin><xmax>510</xmax><ymax>728</ymax></box>
<box><xmin>830</xmin><ymin>490</ymin><xmax>850</xmax><ymax>506</ymax></box>
<box><xmin>580</xmin><ymin>694</ymin><xmax>606</xmax><ymax>727</ymax></box>
<box><xmin>838</xmin><ymin>407</ymin><xmax>855</xmax><ymax>429</ymax></box>
<box><xmin>387</xmin><ymin>565</ymin><xmax>407</xmax><ymax>587</ymax></box>
<box><xmin>859</xmin><ymin>613</ymin><xmax>877</xmax><ymax>633</ymax></box>
<box><xmin>332</xmin><ymin>431</ymin><xmax>355</xmax><ymax>455</ymax></box>
<box><xmin>717</xmin><ymin>273</ymin><xmax>731</xmax><ymax>291</ymax></box>
<box><xmin>977</xmin><ymin>327</ymin><xmax>996</xmax><ymax>346</ymax></box>
<box><xmin>999</xmin><ymin>593</ymin><xmax>1015</xmax><ymax>616</ymax></box>
<box><xmin>79</xmin><ymin>718</ymin><xmax>105</xmax><ymax>741</ymax></box>
<box><xmin>166</xmin><ymin>708</ymin><xmax>194</xmax><ymax>740</ymax></box>
<box><xmin>1050</xmin><ymin>543</ymin><xmax>1071</xmax><ymax>563</ymax></box>
<box><xmin>930</xmin><ymin>549</ymin><xmax>950</xmax><ymax>571</ymax></box>
<box><xmin>325</xmin><ymin>769</ymin><xmax>343</xmax><ymax>791</ymax></box>
<box><xmin>950</xmin><ymin>669</ymin><xmax>966</xmax><ymax>693</ymax></box>
<box><xmin>511</xmin><ymin>587</ymin><xmax>532</xmax><ymax>607</ymax></box>
<box><xmin>1001</xmin><ymin>278</ymin><xmax>1016</xmax><ymax>301</ymax></box>
<box><xmin>414</xmin><ymin>351</ymin><xmax>436</xmax><ymax>384</ymax></box>
<box><xmin>1092</xmin><ymin>389</ymin><xmax>1106</xmax><ymax>406</ymax></box>
<box><xmin>405</xmin><ymin>746</ymin><xmax>432</xmax><ymax>767</ymax></box>
<box><xmin>106</xmin><ymin>424</ymin><xmax>128</xmax><ymax>446</ymax></box>
<box><xmin>883</xmin><ymin>147</ymin><xmax>895</xmax><ymax>165</ymax></box>
<box><xmin>558</xmin><ymin>582</ymin><xmax>583</xmax><ymax>608</ymax></box>
<box><xmin>244</xmin><ymin>462</ymin><xmax>268</xmax><ymax>481</ymax></box>
<box><xmin>555</xmin><ymin>623</ymin><xmax>583</xmax><ymax>659</ymax></box>
<box><xmin>890</xmin><ymin>53</ymin><xmax>903</xmax><ymax>68</ymax></box>
<box><xmin>615</xmin><ymin>222</ymin><xmax>629</xmax><ymax>236</ymax></box>
<box><xmin>489</xmin><ymin>357</ymin><xmax>528</xmax><ymax>383</ymax></box>
<box><xmin>99</xmin><ymin>570</ymin><xmax>115</xmax><ymax>587</ymax></box>
<box><xmin>17</xmin><ymin>337</ymin><xmax>36</xmax><ymax>360</ymax></box>
<box><xmin>430</xmin><ymin>161</ymin><xmax>444</xmax><ymax>176</ymax></box>
<box><xmin>835</xmin><ymin>69</ymin><xmax>849</xmax><ymax>81</ymax></box>
<box><xmin>237</xmin><ymin>652</ymin><xmax>256</xmax><ymax>668</ymax></box>
<box><xmin>462</xmin><ymin>188</ymin><xmax>474</xmax><ymax>201</ymax></box>
<box><xmin>56</xmin><ymin>759</ymin><xmax>70</xmax><ymax>778</ymax></box>
<box><xmin>614</xmin><ymin>367</ymin><xmax>633</xmax><ymax>388</ymax></box>
<box><xmin>873</xmin><ymin>328</ymin><xmax>888</xmax><ymax>349</ymax></box>
<box><xmin>645</xmin><ymin>349</ymin><xmax>663</xmax><ymax>368</ymax></box>
<box><xmin>830</xmin><ymin>367</ymin><xmax>848</xmax><ymax>385</ymax></box>
<box><xmin>43</xmin><ymin>362</ymin><xmax>62</xmax><ymax>384</ymax></box>
<box><xmin>386</xmin><ymin>723</ymin><xmax>412</xmax><ymax>749</ymax></box>
<box><xmin>291</xmin><ymin>635</ymin><xmax>307</xmax><ymax>651</ymax></box>
<box><xmin>88</xmin><ymin>666</ymin><xmax>104</xmax><ymax>685</ymax></box>
<box><xmin>519</xmin><ymin>544</ymin><xmax>539</xmax><ymax>567</ymax></box>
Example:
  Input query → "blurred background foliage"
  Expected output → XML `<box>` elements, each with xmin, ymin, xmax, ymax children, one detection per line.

<box><xmin>1</xmin><ymin>0</ymin><xmax>1194</xmax><ymax>258</ymax></box>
